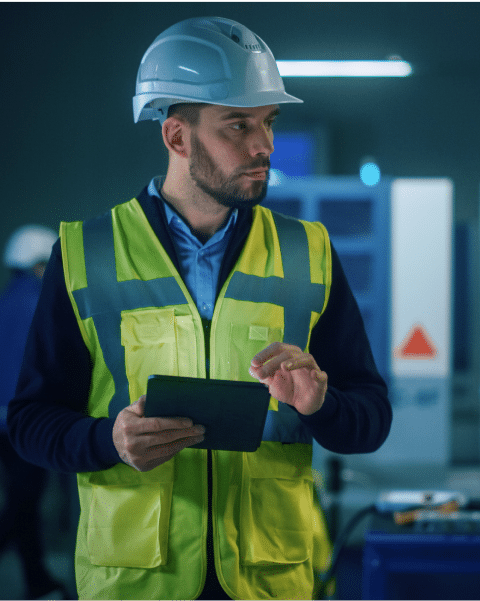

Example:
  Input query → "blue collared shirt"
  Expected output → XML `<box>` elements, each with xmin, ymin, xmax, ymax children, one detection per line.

<box><xmin>148</xmin><ymin>177</ymin><xmax>238</xmax><ymax>320</ymax></box>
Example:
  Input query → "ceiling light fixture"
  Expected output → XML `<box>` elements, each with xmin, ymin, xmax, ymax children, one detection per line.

<box><xmin>277</xmin><ymin>60</ymin><xmax>412</xmax><ymax>77</ymax></box>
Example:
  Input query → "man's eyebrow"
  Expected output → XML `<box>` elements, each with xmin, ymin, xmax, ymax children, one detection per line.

<box><xmin>220</xmin><ymin>108</ymin><xmax>281</xmax><ymax>121</ymax></box>
<box><xmin>220</xmin><ymin>111</ymin><xmax>251</xmax><ymax>120</ymax></box>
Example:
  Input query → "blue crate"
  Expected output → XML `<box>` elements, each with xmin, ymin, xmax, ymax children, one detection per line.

<box><xmin>362</xmin><ymin>530</ymin><xmax>480</xmax><ymax>600</ymax></box>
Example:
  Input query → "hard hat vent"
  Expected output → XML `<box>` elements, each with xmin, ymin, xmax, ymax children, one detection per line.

<box><xmin>228</xmin><ymin>25</ymin><xmax>262</xmax><ymax>52</ymax></box>
<box><xmin>211</xmin><ymin>19</ymin><xmax>263</xmax><ymax>52</ymax></box>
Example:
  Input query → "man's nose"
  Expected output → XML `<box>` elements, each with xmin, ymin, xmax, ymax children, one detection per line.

<box><xmin>249</xmin><ymin>126</ymin><xmax>274</xmax><ymax>156</ymax></box>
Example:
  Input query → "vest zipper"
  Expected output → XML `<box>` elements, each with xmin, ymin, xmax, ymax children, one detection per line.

<box><xmin>205</xmin><ymin>448</ymin><xmax>215</xmax><ymax>586</ymax></box>
<box><xmin>201</xmin><ymin>318</ymin><xmax>211</xmax><ymax>379</ymax></box>
<box><xmin>203</xmin><ymin>318</ymin><xmax>214</xmax><ymax>578</ymax></box>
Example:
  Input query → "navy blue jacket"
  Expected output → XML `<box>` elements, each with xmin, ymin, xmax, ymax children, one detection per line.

<box><xmin>8</xmin><ymin>185</ymin><xmax>392</xmax><ymax>472</ymax></box>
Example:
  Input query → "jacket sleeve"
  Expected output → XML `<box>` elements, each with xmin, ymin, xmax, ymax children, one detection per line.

<box><xmin>299</xmin><ymin>243</ymin><xmax>392</xmax><ymax>454</ymax></box>
<box><xmin>7</xmin><ymin>240</ymin><xmax>122</xmax><ymax>472</ymax></box>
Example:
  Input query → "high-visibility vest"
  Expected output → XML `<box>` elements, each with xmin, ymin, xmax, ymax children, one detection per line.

<box><xmin>61</xmin><ymin>198</ymin><xmax>332</xmax><ymax>600</ymax></box>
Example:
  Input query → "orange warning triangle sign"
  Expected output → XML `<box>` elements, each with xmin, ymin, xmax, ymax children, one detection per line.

<box><xmin>396</xmin><ymin>325</ymin><xmax>437</xmax><ymax>359</ymax></box>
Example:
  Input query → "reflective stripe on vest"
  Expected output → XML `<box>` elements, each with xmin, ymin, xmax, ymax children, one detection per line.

<box><xmin>72</xmin><ymin>208</ymin><xmax>323</xmax><ymax>444</ymax></box>
<box><xmin>72</xmin><ymin>213</ymin><xmax>187</xmax><ymax>419</ymax></box>
<box><xmin>225</xmin><ymin>212</ymin><xmax>325</xmax><ymax>349</ymax></box>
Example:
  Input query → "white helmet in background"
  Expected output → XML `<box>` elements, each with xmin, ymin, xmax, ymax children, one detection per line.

<box><xmin>3</xmin><ymin>225</ymin><xmax>57</xmax><ymax>270</ymax></box>
<box><xmin>133</xmin><ymin>16</ymin><xmax>303</xmax><ymax>124</ymax></box>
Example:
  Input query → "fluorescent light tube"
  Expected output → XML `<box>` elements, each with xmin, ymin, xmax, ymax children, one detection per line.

<box><xmin>277</xmin><ymin>60</ymin><xmax>412</xmax><ymax>77</ymax></box>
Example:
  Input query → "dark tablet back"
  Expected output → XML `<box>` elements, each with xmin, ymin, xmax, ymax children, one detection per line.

<box><xmin>145</xmin><ymin>375</ymin><xmax>271</xmax><ymax>452</ymax></box>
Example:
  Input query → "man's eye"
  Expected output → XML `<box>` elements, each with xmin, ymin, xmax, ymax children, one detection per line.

<box><xmin>231</xmin><ymin>122</ymin><xmax>247</xmax><ymax>131</ymax></box>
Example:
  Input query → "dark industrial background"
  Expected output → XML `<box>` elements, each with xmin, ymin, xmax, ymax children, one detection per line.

<box><xmin>2</xmin><ymin>3</ymin><xmax>479</xmax><ymax>242</ymax></box>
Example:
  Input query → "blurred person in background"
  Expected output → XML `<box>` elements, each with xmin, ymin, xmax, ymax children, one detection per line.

<box><xmin>0</xmin><ymin>225</ymin><xmax>67</xmax><ymax>600</ymax></box>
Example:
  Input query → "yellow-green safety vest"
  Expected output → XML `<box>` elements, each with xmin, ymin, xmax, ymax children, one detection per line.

<box><xmin>60</xmin><ymin>198</ymin><xmax>333</xmax><ymax>600</ymax></box>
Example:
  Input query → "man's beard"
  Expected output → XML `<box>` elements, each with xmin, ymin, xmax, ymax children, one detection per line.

<box><xmin>189</xmin><ymin>132</ymin><xmax>270</xmax><ymax>209</ymax></box>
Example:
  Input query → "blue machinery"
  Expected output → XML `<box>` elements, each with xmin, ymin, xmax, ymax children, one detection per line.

<box><xmin>266</xmin><ymin>175</ymin><xmax>391</xmax><ymax>381</ymax></box>
<box><xmin>264</xmin><ymin>174</ymin><xmax>454</xmax><ymax>468</ymax></box>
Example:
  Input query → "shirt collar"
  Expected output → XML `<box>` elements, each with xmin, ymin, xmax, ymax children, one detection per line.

<box><xmin>147</xmin><ymin>176</ymin><xmax>238</xmax><ymax>245</ymax></box>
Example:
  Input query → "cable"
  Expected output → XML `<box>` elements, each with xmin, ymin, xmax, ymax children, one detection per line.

<box><xmin>317</xmin><ymin>504</ymin><xmax>378</xmax><ymax>599</ymax></box>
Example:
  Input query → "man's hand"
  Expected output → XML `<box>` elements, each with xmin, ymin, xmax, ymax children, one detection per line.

<box><xmin>249</xmin><ymin>342</ymin><xmax>328</xmax><ymax>416</ymax></box>
<box><xmin>112</xmin><ymin>395</ymin><xmax>205</xmax><ymax>472</ymax></box>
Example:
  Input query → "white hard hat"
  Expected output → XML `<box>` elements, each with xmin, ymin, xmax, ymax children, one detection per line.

<box><xmin>3</xmin><ymin>225</ymin><xmax>58</xmax><ymax>270</ymax></box>
<box><xmin>133</xmin><ymin>16</ymin><xmax>303</xmax><ymax>124</ymax></box>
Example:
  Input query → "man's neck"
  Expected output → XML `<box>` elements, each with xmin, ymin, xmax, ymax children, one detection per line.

<box><xmin>161</xmin><ymin>180</ymin><xmax>231</xmax><ymax>242</ymax></box>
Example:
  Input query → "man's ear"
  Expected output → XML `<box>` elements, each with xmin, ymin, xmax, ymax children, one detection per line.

<box><xmin>162</xmin><ymin>117</ymin><xmax>189</xmax><ymax>158</ymax></box>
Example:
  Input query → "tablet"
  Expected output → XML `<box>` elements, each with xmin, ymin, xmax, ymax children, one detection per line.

<box><xmin>145</xmin><ymin>374</ymin><xmax>271</xmax><ymax>452</ymax></box>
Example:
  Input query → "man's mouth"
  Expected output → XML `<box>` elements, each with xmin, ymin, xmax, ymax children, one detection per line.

<box><xmin>242</xmin><ymin>169</ymin><xmax>269</xmax><ymax>180</ymax></box>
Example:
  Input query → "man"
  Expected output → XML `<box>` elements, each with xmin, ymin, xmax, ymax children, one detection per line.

<box><xmin>8</xmin><ymin>17</ymin><xmax>392</xmax><ymax>600</ymax></box>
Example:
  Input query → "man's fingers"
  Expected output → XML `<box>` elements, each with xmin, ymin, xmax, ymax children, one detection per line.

<box><xmin>251</xmin><ymin>350</ymin><xmax>315</xmax><ymax>379</ymax></box>
<box><xmin>149</xmin><ymin>432</ymin><xmax>206</xmax><ymax>456</ymax></box>
<box><xmin>250</xmin><ymin>351</ymin><xmax>291</xmax><ymax>376</ymax></box>
<box><xmin>122</xmin><ymin>434</ymin><xmax>205</xmax><ymax>473</ymax></box>
<box><xmin>141</xmin><ymin>424</ymin><xmax>206</xmax><ymax>445</ymax></box>
<box><xmin>132</xmin><ymin>429</ymin><xmax>206</xmax><ymax>472</ymax></box>
<box><xmin>251</xmin><ymin>341</ymin><xmax>292</xmax><ymax>367</ymax></box>
<box><xmin>135</xmin><ymin>415</ymin><xmax>195</xmax><ymax>435</ymax></box>
<box><xmin>117</xmin><ymin>423</ymin><xmax>206</xmax><ymax>472</ymax></box>
<box><xmin>126</xmin><ymin>396</ymin><xmax>196</xmax><ymax>433</ymax></box>
<box><xmin>282</xmin><ymin>353</ymin><xmax>317</xmax><ymax>372</ymax></box>
<box><xmin>313</xmin><ymin>369</ymin><xmax>328</xmax><ymax>383</ymax></box>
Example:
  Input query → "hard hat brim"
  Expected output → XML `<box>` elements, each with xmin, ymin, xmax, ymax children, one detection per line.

<box><xmin>133</xmin><ymin>90</ymin><xmax>303</xmax><ymax>123</ymax></box>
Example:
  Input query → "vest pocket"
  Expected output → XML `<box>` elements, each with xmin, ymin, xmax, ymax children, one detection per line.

<box><xmin>87</xmin><ymin>462</ymin><xmax>174</xmax><ymax>568</ymax></box>
<box><xmin>229</xmin><ymin>324</ymin><xmax>284</xmax><ymax>381</ymax></box>
<box><xmin>121</xmin><ymin>308</ymin><xmax>177</xmax><ymax>401</ymax></box>
<box><xmin>239</xmin><ymin>442</ymin><xmax>314</xmax><ymax>566</ymax></box>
